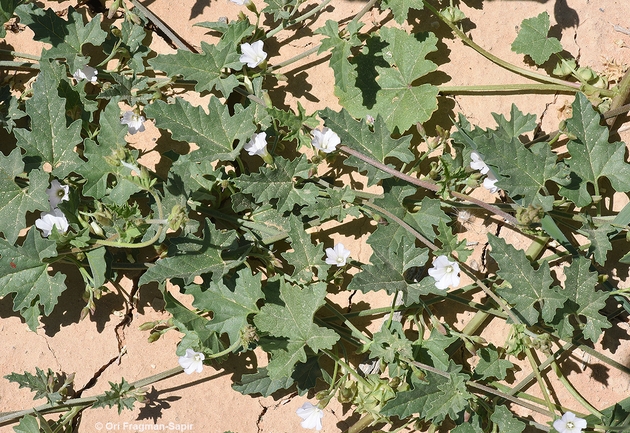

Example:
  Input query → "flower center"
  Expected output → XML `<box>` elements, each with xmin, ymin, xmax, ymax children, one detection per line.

<box><xmin>446</xmin><ymin>265</ymin><xmax>453</xmax><ymax>273</ymax></box>
<box><xmin>194</xmin><ymin>354</ymin><xmax>202</xmax><ymax>362</ymax></box>
<box><xmin>336</xmin><ymin>257</ymin><xmax>344</xmax><ymax>264</ymax></box>
<box><xmin>566</xmin><ymin>422</ymin><xmax>574</xmax><ymax>429</ymax></box>
<box><xmin>56</xmin><ymin>190</ymin><xmax>65</xmax><ymax>198</ymax></box>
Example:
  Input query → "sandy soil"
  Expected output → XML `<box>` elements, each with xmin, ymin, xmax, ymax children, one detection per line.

<box><xmin>1</xmin><ymin>1</ymin><xmax>630</xmax><ymax>432</ymax></box>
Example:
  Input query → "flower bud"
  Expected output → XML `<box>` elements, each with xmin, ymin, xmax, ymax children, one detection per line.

<box><xmin>148</xmin><ymin>332</ymin><xmax>161</xmax><ymax>343</ymax></box>
<box><xmin>138</xmin><ymin>321</ymin><xmax>156</xmax><ymax>331</ymax></box>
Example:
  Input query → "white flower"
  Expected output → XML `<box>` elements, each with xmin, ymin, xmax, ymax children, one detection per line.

<box><xmin>46</xmin><ymin>179</ymin><xmax>69</xmax><ymax>209</ymax></box>
<box><xmin>230</xmin><ymin>0</ymin><xmax>252</xmax><ymax>5</ymax></box>
<box><xmin>121</xmin><ymin>111</ymin><xmax>146</xmax><ymax>134</ymax></box>
<box><xmin>483</xmin><ymin>172</ymin><xmax>499</xmax><ymax>193</ymax></box>
<box><xmin>427</xmin><ymin>255</ymin><xmax>460</xmax><ymax>290</ymax></box>
<box><xmin>470</xmin><ymin>151</ymin><xmax>489</xmax><ymax>174</ymax></box>
<box><xmin>239</xmin><ymin>41</ymin><xmax>267</xmax><ymax>68</ymax></box>
<box><xmin>296</xmin><ymin>402</ymin><xmax>324</xmax><ymax>431</ymax></box>
<box><xmin>325</xmin><ymin>243</ymin><xmax>351</xmax><ymax>267</ymax></box>
<box><xmin>553</xmin><ymin>412</ymin><xmax>587</xmax><ymax>433</ymax></box>
<box><xmin>311</xmin><ymin>127</ymin><xmax>341</xmax><ymax>153</ymax></box>
<box><xmin>35</xmin><ymin>208</ymin><xmax>69</xmax><ymax>237</ymax></box>
<box><xmin>73</xmin><ymin>65</ymin><xmax>98</xmax><ymax>83</ymax></box>
<box><xmin>244</xmin><ymin>132</ymin><xmax>268</xmax><ymax>157</ymax></box>
<box><xmin>178</xmin><ymin>349</ymin><xmax>205</xmax><ymax>374</ymax></box>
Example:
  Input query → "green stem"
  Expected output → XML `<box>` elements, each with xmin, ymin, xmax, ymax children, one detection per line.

<box><xmin>0</xmin><ymin>60</ymin><xmax>39</xmax><ymax>70</ymax></box>
<box><xmin>0</xmin><ymin>49</ymin><xmax>41</xmax><ymax>61</ymax></box>
<box><xmin>607</xmin><ymin>69</ymin><xmax>630</xmax><ymax>127</ymax></box>
<box><xmin>324</xmin><ymin>299</ymin><xmax>373</xmax><ymax>344</ymax></box>
<box><xmin>550</xmin><ymin>361</ymin><xmax>604</xmax><ymax>419</ymax></box>
<box><xmin>322</xmin><ymin>350</ymin><xmax>371</xmax><ymax>388</ymax></box>
<box><xmin>0</xmin><ymin>367</ymin><xmax>184</xmax><ymax>425</ymax></box>
<box><xmin>439</xmin><ymin>83</ymin><xmax>577</xmax><ymax>94</ymax></box>
<box><xmin>266</xmin><ymin>0</ymin><xmax>333</xmax><ymax>38</ymax></box>
<box><xmin>422</xmin><ymin>1</ymin><xmax>614</xmax><ymax>96</ymax></box>
<box><xmin>345</xmin><ymin>414</ymin><xmax>376</xmax><ymax>433</ymax></box>
<box><xmin>524</xmin><ymin>346</ymin><xmax>557</xmax><ymax>417</ymax></box>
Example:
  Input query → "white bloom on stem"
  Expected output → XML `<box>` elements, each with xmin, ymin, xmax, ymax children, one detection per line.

<box><xmin>470</xmin><ymin>151</ymin><xmax>489</xmax><ymax>174</ymax></box>
<box><xmin>121</xmin><ymin>111</ymin><xmax>146</xmax><ymax>134</ymax></box>
<box><xmin>244</xmin><ymin>132</ymin><xmax>268</xmax><ymax>157</ymax></box>
<box><xmin>296</xmin><ymin>402</ymin><xmax>324</xmax><ymax>431</ymax></box>
<box><xmin>311</xmin><ymin>127</ymin><xmax>341</xmax><ymax>153</ymax></box>
<box><xmin>35</xmin><ymin>208</ymin><xmax>69</xmax><ymax>237</ymax></box>
<box><xmin>230</xmin><ymin>0</ymin><xmax>252</xmax><ymax>5</ymax></box>
<box><xmin>73</xmin><ymin>65</ymin><xmax>98</xmax><ymax>83</ymax></box>
<box><xmin>483</xmin><ymin>172</ymin><xmax>499</xmax><ymax>193</ymax></box>
<box><xmin>553</xmin><ymin>412</ymin><xmax>587</xmax><ymax>433</ymax></box>
<box><xmin>239</xmin><ymin>41</ymin><xmax>267</xmax><ymax>68</ymax></box>
<box><xmin>46</xmin><ymin>179</ymin><xmax>69</xmax><ymax>209</ymax></box>
<box><xmin>178</xmin><ymin>349</ymin><xmax>205</xmax><ymax>374</ymax></box>
<box><xmin>428</xmin><ymin>255</ymin><xmax>460</xmax><ymax>290</ymax></box>
<box><xmin>325</xmin><ymin>243</ymin><xmax>351</xmax><ymax>267</ymax></box>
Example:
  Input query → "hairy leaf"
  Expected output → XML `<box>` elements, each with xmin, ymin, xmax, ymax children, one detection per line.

<box><xmin>186</xmin><ymin>267</ymin><xmax>263</xmax><ymax>345</ymax></box>
<box><xmin>0</xmin><ymin>228</ymin><xmax>67</xmax><ymax>330</ymax></box>
<box><xmin>281</xmin><ymin>215</ymin><xmax>329</xmax><ymax>282</ymax></box>
<box><xmin>138</xmin><ymin>220</ymin><xmax>242</xmax><ymax>287</ymax></box>
<box><xmin>474</xmin><ymin>345</ymin><xmax>514</xmax><ymax>380</ymax></box>
<box><xmin>146</xmin><ymin>97</ymin><xmax>256</xmax><ymax>163</ymax></box>
<box><xmin>234</xmin><ymin>155</ymin><xmax>317</xmax><ymax>213</ymax></box>
<box><xmin>511</xmin><ymin>12</ymin><xmax>562</xmax><ymax>65</ymax></box>
<box><xmin>254</xmin><ymin>281</ymin><xmax>339</xmax><ymax>379</ymax></box>
<box><xmin>0</xmin><ymin>149</ymin><xmax>49</xmax><ymax>244</ymax></box>
<box><xmin>490</xmin><ymin>235</ymin><xmax>565</xmax><ymax>325</ymax></box>
<box><xmin>380</xmin><ymin>0</ymin><xmax>424</xmax><ymax>24</ymax></box>
<box><xmin>491</xmin><ymin>405</ymin><xmax>526</xmax><ymax>433</ymax></box>
<box><xmin>320</xmin><ymin>108</ymin><xmax>414</xmax><ymax>186</ymax></box>
<box><xmin>0</xmin><ymin>0</ymin><xmax>25</xmax><ymax>38</ymax></box>
<box><xmin>13</xmin><ymin>60</ymin><xmax>83</xmax><ymax>178</ymax></box>
<box><xmin>559</xmin><ymin>92</ymin><xmax>630</xmax><ymax>206</ymax></box>
<box><xmin>371</xmin><ymin>27</ymin><xmax>439</xmax><ymax>133</ymax></box>
<box><xmin>232</xmin><ymin>367</ymin><xmax>294</xmax><ymax>397</ymax></box>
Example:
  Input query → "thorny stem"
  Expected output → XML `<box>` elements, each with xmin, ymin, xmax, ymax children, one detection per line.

<box><xmin>406</xmin><ymin>359</ymin><xmax>554</xmax><ymax>418</ymax></box>
<box><xmin>339</xmin><ymin>145</ymin><xmax>519</xmax><ymax>225</ymax></box>
<box><xmin>0</xmin><ymin>367</ymin><xmax>184</xmax><ymax>425</ymax></box>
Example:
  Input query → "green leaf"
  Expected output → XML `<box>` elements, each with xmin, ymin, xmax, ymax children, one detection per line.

<box><xmin>380</xmin><ymin>0</ymin><xmax>424</xmax><ymax>24</ymax></box>
<box><xmin>14</xmin><ymin>60</ymin><xmax>83</xmax><ymax>178</ymax></box>
<box><xmin>262</xmin><ymin>0</ymin><xmax>298</xmax><ymax>21</ymax></box>
<box><xmin>474</xmin><ymin>345</ymin><xmax>514</xmax><ymax>380</ymax></box>
<box><xmin>13</xmin><ymin>415</ymin><xmax>39</xmax><ymax>433</ymax></box>
<box><xmin>233</xmin><ymin>155</ymin><xmax>318</xmax><ymax>213</ymax></box>
<box><xmin>416</xmin><ymin>327</ymin><xmax>457</xmax><ymax>371</ymax></box>
<box><xmin>436</xmin><ymin>220</ymin><xmax>472</xmax><ymax>262</ymax></box>
<box><xmin>315</xmin><ymin>20</ymin><xmax>363</xmax><ymax>93</ymax></box>
<box><xmin>579</xmin><ymin>219</ymin><xmax>614</xmax><ymax>266</ymax></box>
<box><xmin>145</xmin><ymin>97</ymin><xmax>256</xmax><ymax>163</ymax></box>
<box><xmin>511</xmin><ymin>12</ymin><xmax>562</xmax><ymax>65</ymax></box>
<box><xmin>281</xmin><ymin>215</ymin><xmax>330</xmax><ymax>282</ymax></box>
<box><xmin>371</xmin><ymin>27</ymin><xmax>439</xmax><ymax>133</ymax></box>
<box><xmin>302</xmin><ymin>186</ymin><xmax>361</xmax><ymax>222</ymax></box>
<box><xmin>369</xmin><ymin>321</ymin><xmax>414</xmax><ymax>365</ymax></box>
<box><xmin>232</xmin><ymin>367</ymin><xmax>294</xmax><ymax>397</ymax></box>
<box><xmin>0</xmin><ymin>149</ymin><xmax>49</xmax><ymax>244</ymax></box>
<box><xmin>348</xmin><ymin>227</ymin><xmax>432</xmax><ymax>305</ymax></box>
<box><xmin>552</xmin><ymin>256</ymin><xmax>610</xmax><ymax>343</ymax></box>
<box><xmin>164</xmin><ymin>291</ymin><xmax>223</xmax><ymax>355</ymax></box>
<box><xmin>559</xmin><ymin>92</ymin><xmax>630</xmax><ymax>206</ymax></box>
<box><xmin>148</xmin><ymin>41</ymin><xmax>243</xmax><ymax>97</ymax></box>
<box><xmin>320</xmin><ymin>108</ymin><xmax>414</xmax><ymax>186</ymax></box>
<box><xmin>186</xmin><ymin>267</ymin><xmax>263</xmax><ymax>345</ymax></box>
<box><xmin>490</xmin><ymin>405</ymin><xmax>526</xmax><ymax>433</ymax></box>
<box><xmin>254</xmin><ymin>281</ymin><xmax>339</xmax><ymax>379</ymax></box>
<box><xmin>424</xmin><ymin>372</ymin><xmax>470</xmax><ymax>424</ymax></box>
<box><xmin>4</xmin><ymin>367</ymin><xmax>62</xmax><ymax>405</ymax></box>
<box><xmin>78</xmin><ymin>138</ymin><xmax>138</xmax><ymax>200</ymax></box>
<box><xmin>0</xmin><ymin>228</ymin><xmax>67</xmax><ymax>331</ymax></box>
<box><xmin>138</xmin><ymin>220</ymin><xmax>242</xmax><ymax>287</ymax></box>
<box><xmin>382</xmin><ymin>367</ymin><xmax>470</xmax><ymax>423</ymax></box>
<box><xmin>91</xmin><ymin>379</ymin><xmax>139</xmax><ymax>415</ymax></box>
<box><xmin>0</xmin><ymin>0</ymin><xmax>25</xmax><ymax>38</ymax></box>
<box><xmin>86</xmin><ymin>247</ymin><xmax>107</xmax><ymax>289</ymax></box>
<box><xmin>454</xmin><ymin>107</ymin><xmax>564</xmax><ymax>211</ymax></box>
<box><xmin>490</xmin><ymin>235</ymin><xmax>565</xmax><ymax>325</ymax></box>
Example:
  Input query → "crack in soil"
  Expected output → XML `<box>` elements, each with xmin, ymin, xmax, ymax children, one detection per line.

<box><xmin>255</xmin><ymin>401</ymin><xmax>268</xmax><ymax>433</ymax></box>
